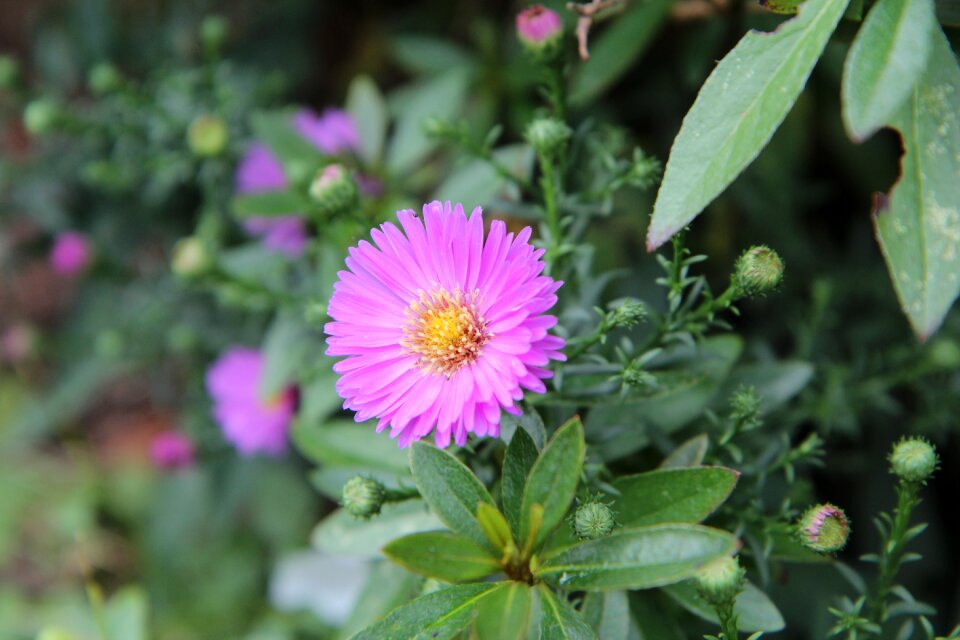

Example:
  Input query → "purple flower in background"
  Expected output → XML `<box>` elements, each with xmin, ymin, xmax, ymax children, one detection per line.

<box><xmin>325</xmin><ymin>201</ymin><xmax>566</xmax><ymax>448</ymax></box>
<box><xmin>49</xmin><ymin>231</ymin><xmax>91</xmax><ymax>276</ymax></box>
<box><xmin>205</xmin><ymin>347</ymin><xmax>296</xmax><ymax>456</ymax></box>
<box><xmin>293</xmin><ymin>109</ymin><xmax>360</xmax><ymax>156</ymax></box>
<box><xmin>150</xmin><ymin>431</ymin><xmax>195</xmax><ymax>470</ymax></box>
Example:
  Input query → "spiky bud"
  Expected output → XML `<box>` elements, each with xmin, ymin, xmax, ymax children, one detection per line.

<box><xmin>609</xmin><ymin>300</ymin><xmax>646</xmax><ymax>329</ymax></box>
<box><xmin>309</xmin><ymin>164</ymin><xmax>358</xmax><ymax>217</ymax></box>
<box><xmin>732</xmin><ymin>245</ymin><xmax>784</xmax><ymax>298</ymax></box>
<box><xmin>696</xmin><ymin>556</ymin><xmax>745</xmax><ymax>607</ymax></box>
<box><xmin>88</xmin><ymin>62</ymin><xmax>122</xmax><ymax>95</ymax></box>
<box><xmin>342</xmin><ymin>476</ymin><xmax>386</xmax><ymax>518</ymax></box>
<box><xmin>187</xmin><ymin>115</ymin><xmax>229</xmax><ymax>158</ymax></box>
<box><xmin>23</xmin><ymin>99</ymin><xmax>59</xmax><ymax>135</ymax></box>
<box><xmin>525</xmin><ymin>117</ymin><xmax>571</xmax><ymax>159</ymax></box>
<box><xmin>516</xmin><ymin>5</ymin><xmax>564</xmax><ymax>62</ymax></box>
<box><xmin>573</xmin><ymin>502</ymin><xmax>616</xmax><ymax>540</ymax></box>
<box><xmin>889</xmin><ymin>438</ymin><xmax>938</xmax><ymax>484</ymax></box>
<box><xmin>797</xmin><ymin>503</ymin><xmax>850</xmax><ymax>554</ymax></box>
<box><xmin>729</xmin><ymin>385</ymin><xmax>761</xmax><ymax>430</ymax></box>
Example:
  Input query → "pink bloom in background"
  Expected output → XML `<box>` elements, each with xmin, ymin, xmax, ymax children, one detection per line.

<box><xmin>1</xmin><ymin>323</ymin><xmax>38</xmax><ymax>364</ymax></box>
<box><xmin>516</xmin><ymin>5</ymin><xmax>563</xmax><ymax>45</ymax></box>
<box><xmin>293</xmin><ymin>109</ymin><xmax>359</xmax><ymax>156</ymax></box>
<box><xmin>150</xmin><ymin>431</ymin><xmax>195</xmax><ymax>470</ymax></box>
<box><xmin>325</xmin><ymin>201</ymin><xmax>566</xmax><ymax>448</ymax></box>
<box><xmin>49</xmin><ymin>231</ymin><xmax>91</xmax><ymax>276</ymax></box>
<box><xmin>205</xmin><ymin>347</ymin><xmax>296</xmax><ymax>456</ymax></box>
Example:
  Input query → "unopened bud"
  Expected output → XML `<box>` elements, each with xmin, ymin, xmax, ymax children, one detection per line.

<box><xmin>24</xmin><ymin>98</ymin><xmax>59</xmax><ymax>135</ymax></box>
<box><xmin>573</xmin><ymin>501</ymin><xmax>616</xmax><ymax>540</ymax></box>
<box><xmin>309</xmin><ymin>164</ymin><xmax>358</xmax><ymax>217</ymax></box>
<box><xmin>342</xmin><ymin>476</ymin><xmax>385</xmax><ymax>518</ymax></box>
<box><xmin>88</xmin><ymin>62</ymin><xmax>122</xmax><ymax>95</ymax></box>
<box><xmin>201</xmin><ymin>15</ymin><xmax>229</xmax><ymax>55</ymax></box>
<box><xmin>729</xmin><ymin>385</ymin><xmax>761</xmax><ymax>430</ymax></box>
<box><xmin>516</xmin><ymin>5</ymin><xmax>564</xmax><ymax>62</ymax></box>
<box><xmin>889</xmin><ymin>437</ymin><xmax>938</xmax><ymax>484</ymax></box>
<box><xmin>732</xmin><ymin>245</ymin><xmax>784</xmax><ymax>298</ymax></box>
<box><xmin>525</xmin><ymin>117</ymin><xmax>571</xmax><ymax>159</ymax></box>
<box><xmin>797</xmin><ymin>503</ymin><xmax>849</xmax><ymax>554</ymax></box>
<box><xmin>696</xmin><ymin>556</ymin><xmax>745</xmax><ymax>607</ymax></box>
<box><xmin>609</xmin><ymin>300</ymin><xmax>646</xmax><ymax>328</ymax></box>
<box><xmin>0</xmin><ymin>55</ymin><xmax>19</xmax><ymax>89</ymax></box>
<box><xmin>188</xmin><ymin>115</ymin><xmax>229</xmax><ymax>157</ymax></box>
<box><xmin>171</xmin><ymin>236</ymin><xmax>213</xmax><ymax>278</ymax></box>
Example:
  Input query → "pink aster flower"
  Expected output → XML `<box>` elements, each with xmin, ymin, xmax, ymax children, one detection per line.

<box><xmin>49</xmin><ymin>231</ymin><xmax>91</xmax><ymax>276</ymax></box>
<box><xmin>325</xmin><ymin>201</ymin><xmax>566</xmax><ymax>448</ymax></box>
<box><xmin>205</xmin><ymin>347</ymin><xmax>297</xmax><ymax>456</ymax></box>
<box><xmin>516</xmin><ymin>5</ymin><xmax>563</xmax><ymax>46</ymax></box>
<box><xmin>150</xmin><ymin>431</ymin><xmax>195</xmax><ymax>470</ymax></box>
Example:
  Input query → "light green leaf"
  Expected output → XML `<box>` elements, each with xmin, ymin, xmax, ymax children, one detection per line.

<box><xmin>391</xmin><ymin>35</ymin><xmax>476</xmax><ymax>76</ymax></box>
<box><xmin>874</xmin><ymin>25</ymin><xmax>960</xmax><ymax>339</ymax></box>
<box><xmin>311</xmin><ymin>500</ymin><xmax>443</xmax><ymax>558</ymax></box>
<box><xmin>105</xmin><ymin>586</ymin><xmax>148</xmax><ymax>640</ymax></box>
<box><xmin>539</xmin><ymin>585</ymin><xmax>600</xmax><ymax>640</ymax></box>
<box><xmin>841</xmin><ymin>0</ymin><xmax>936</xmax><ymax>141</ymax></box>
<box><xmin>433</xmin><ymin>144</ymin><xmax>533</xmax><ymax>207</ymax></box>
<box><xmin>520</xmin><ymin>418</ymin><xmax>586</xmax><ymax>549</ymax></box>
<box><xmin>720</xmin><ymin>361</ymin><xmax>814</xmax><ymax>414</ymax></box>
<box><xmin>251</xmin><ymin>110</ymin><xmax>326</xmax><ymax>166</ymax></box>
<box><xmin>612</xmin><ymin>467</ymin><xmax>739</xmax><ymax>527</ymax></box>
<box><xmin>646</xmin><ymin>0</ymin><xmax>850</xmax><ymax>250</ymax></box>
<box><xmin>349</xmin><ymin>582</ymin><xmax>501</xmax><ymax>640</ymax></box>
<box><xmin>501</xmin><ymin>427</ymin><xmax>539</xmax><ymax>537</ymax></box>
<box><xmin>475</xmin><ymin>582</ymin><xmax>534</xmax><ymax>640</ymax></box>
<box><xmin>232</xmin><ymin>191</ymin><xmax>309</xmax><ymax>218</ymax></box>
<box><xmin>383</xmin><ymin>531</ymin><xmax>500</xmax><ymax>582</ymax></box>
<box><xmin>663</xmin><ymin>580</ymin><xmax>786</xmax><ymax>632</ymax></box>
<box><xmin>581</xmin><ymin>591</ymin><xmax>630</xmax><ymax>640</ymax></box>
<box><xmin>410</xmin><ymin>442</ymin><xmax>497</xmax><ymax>549</ymax></box>
<box><xmin>659</xmin><ymin>434</ymin><xmax>709</xmax><ymax>469</ymax></box>
<box><xmin>337</xmin><ymin>562</ymin><xmax>422</xmax><ymax>640</ymax></box>
<box><xmin>260</xmin><ymin>311</ymin><xmax>313</xmax><ymax>396</ymax></box>
<box><xmin>346</xmin><ymin>75</ymin><xmax>388</xmax><ymax>164</ymax></box>
<box><xmin>292</xmin><ymin>420</ymin><xmax>410</xmax><ymax>475</ymax></box>
<box><xmin>569</xmin><ymin>0</ymin><xmax>674</xmax><ymax>105</ymax></box>
<box><xmin>538</xmin><ymin>524</ymin><xmax>737</xmax><ymax>590</ymax></box>
<box><xmin>477</xmin><ymin>503</ymin><xmax>514</xmax><ymax>552</ymax></box>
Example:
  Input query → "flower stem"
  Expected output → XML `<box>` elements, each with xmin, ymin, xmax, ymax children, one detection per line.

<box><xmin>540</xmin><ymin>155</ymin><xmax>563</xmax><ymax>272</ymax></box>
<box><xmin>865</xmin><ymin>480</ymin><xmax>922</xmax><ymax>629</ymax></box>
<box><xmin>716</xmin><ymin>601</ymin><xmax>740</xmax><ymax>639</ymax></box>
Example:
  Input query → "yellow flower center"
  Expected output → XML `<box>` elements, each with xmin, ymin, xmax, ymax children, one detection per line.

<box><xmin>402</xmin><ymin>288</ymin><xmax>490</xmax><ymax>377</ymax></box>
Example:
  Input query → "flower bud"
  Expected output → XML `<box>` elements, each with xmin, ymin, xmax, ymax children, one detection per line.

<box><xmin>171</xmin><ymin>236</ymin><xmax>213</xmax><ymax>279</ymax></box>
<box><xmin>696</xmin><ymin>556</ymin><xmax>745</xmax><ymax>607</ymax></box>
<box><xmin>889</xmin><ymin>437</ymin><xmax>938</xmax><ymax>484</ymax></box>
<box><xmin>49</xmin><ymin>231</ymin><xmax>92</xmax><ymax>276</ymax></box>
<box><xmin>622</xmin><ymin>363</ymin><xmax>656</xmax><ymax>389</ymax></box>
<box><xmin>573</xmin><ymin>501</ymin><xmax>616</xmax><ymax>540</ymax></box>
<box><xmin>188</xmin><ymin>115</ymin><xmax>229</xmax><ymax>158</ymax></box>
<box><xmin>609</xmin><ymin>299</ymin><xmax>646</xmax><ymax>328</ymax></box>
<box><xmin>729</xmin><ymin>385</ymin><xmax>761</xmax><ymax>430</ymax></box>
<box><xmin>342</xmin><ymin>476</ymin><xmax>385</xmax><ymax>518</ymax></box>
<box><xmin>309</xmin><ymin>164</ymin><xmax>358</xmax><ymax>217</ymax></box>
<box><xmin>201</xmin><ymin>15</ymin><xmax>229</xmax><ymax>55</ymax></box>
<box><xmin>797</xmin><ymin>503</ymin><xmax>849</xmax><ymax>554</ymax></box>
<box><xmin>0</xmin><ymin>54</ymin><xmax>19</xmax><ymax>89</ymax></box>
<box><xmin>88</xmin><ymin>62</ymin><xmax>122</xmax><ymax>95</ymax></box>
<box><xmin>23</xmin><ymin>98</ymin><xmax>60</xmax><ymax>136</ymax></box>
<box><xmin>525</xmin><ymin>117</ymin><xmax>571</xmax><ymax>159</ymax></box>
<box><xmin>516</xmin><ymin>5</ymin><xmax>564</xmax><ymax>61</ymax></box>
<box><xmin>732</xmin><ymin>245</ymin><xmax>784</xmax><ymax>298</ymax></box>
<box><xmin>150</xmin><ymin>431</ymin><xmax>195</xmax><ymax>470</ymax></box>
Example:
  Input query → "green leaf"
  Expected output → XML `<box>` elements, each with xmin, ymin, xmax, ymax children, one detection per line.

<box><xmin>105</xmin><ymin>586</ymin><xmax>148</xmax><ymax>640</ymax></box>
<box><xmin>383</xmin><ymin>531</ymin><xmax>500</xmax><ymax>582</ymax></box>
<box><xmin>646</xmin><ymin>0</ymin><xmax>850</xmax><ymax>250</ymax></box>
<box><xmin>477</xmin><ymin>503</ymin><xmax>514</xmax><ymax>552</ymax></box>
<box><xmin>232</xmin><ymin>191</ymin><xmax>310</xmax><ymax>218</ymax></box>
<box><xmin>629</xmin><ymin>592</ymin><xmax>686</xmax><ymax>640</ymax></box>
<box><xmin>520</xmin><ymin>418</ymin><xmax>586</xmax><ymax>549</ymax></box>
<box><xmin>292</xmin><ymin>420</ymin><xmax>410</xmax><ymax>475</ymax></box>
<box><xmin>841</xmin><ymin>0</ymin><xmax>936</xmax><ymax>141</ymax></box>
<box><xmin>569</xmin><ymin>0</ymin><xmax>674</xmax><ymax>105</ymax></box>
<box><xmin>502</xmin><ymin>427</ymin><xmax>539</xmax><ymax>537</ymax></box>
<box><xmin>612</xmin><ymin>467</ymin><xmax>739</xmax><ymax>527</ymax></box>
<box><xmin>390</xmin><ymin>35</ymin><xmax>476</xmax><ymax>76</ymax></box>
<box><xmin>659</xmin><ymin>434</ymin><xmax>709</xmax><ymax>469</ymax></box>
<box><xmin>500</xmin><ymin>408</ymin><xmax>547</xmax><ymax>449</ymax></box>
<box><xmin>349</xmin><ymin>582</ymin><xmax>501</xmax><ymax>640</ymax></box>
<box><xmin>337</xmin><ymin>561</ymin><xmax>422</xmax><ymax>640</ymax></box>
<box><xmin>538</xmin><ymin>524</ymin><xmax>737</xmax><ymax>590</ymax></box>
<box><xmin>346</xmin><ymin>75</ymin><xmax>388</xmax><ymax>164</ymax></box>
<box><xmin>410</xmin><ymin>442</ymin><xmax>497</xmax><ymax>549</ymax></box>
<box><xmin>720</xmin><ymin>361</ymin><xmax>814</xmax><ymax>415</ymax></box>
<box><xmin>311</xmin><ymin>500</ymin><xmax>443</xmax><ymax>558</ymax></box>
<box><xmin>538</xmin><ymin>585</ymin><xmax>599</xmax><ymax>640</ymax></box>
<box><xmin>475</xmin><ymin>582</ymin><xmax>534</xmax><ymax>640</ymax></box>
<box><xmin>581</xmin><ymin>591</ymin><xmax>630</xmax><ymax>640</ymax></box>
<box><xmin>874</xmin><ymin>25</ymin><xmax>960</xmax><ymax>339</ymax></box>
<box><xmin>260</xmin><ymin>311</ymin><xmax>314</xmax><ymax>396</ymax></box>
<box><xmin>663</xmin><ymin>580</ymin><xmax>786</xmax><ymax>632</ymax></box>
<box><xmin>433</xmin><ymin>144</ymin><xmax>533</xmax><ymax>207</ymax></box>
<box><xmin>251</xmin><ymin>110</ymin><xmax>326</xmax><ymax>167</ymax></box>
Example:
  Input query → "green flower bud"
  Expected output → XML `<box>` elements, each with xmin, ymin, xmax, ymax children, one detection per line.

<box><xmin>732</xmin><ymin>245</ymin><xmax>784</xmax><ymax>298</ymax></box>
<box><xmin>342</xmin><ymin>476</ymin><xmax>385</xmax><ymax>518</ymax></box>
<box><xmin>201</xmin><ymin>15</ymin><xmax>229</xmax><ymax>54</ymax></box>
<box><xmin>88</xmin><ymin>62</ymin><xmax>122</xmax><ymax>95</ymax></box>
<box><xmin>95</xmin><ymin>329</ymin><xmax>124</xmax><ymax>360</ymax></box>
<box><xmin>187</xmin><ymin>115</ymin><xmax>229</xmax><ymax>158</ymax></box>
<box><xmin>889</xmin><ymin>437</ymin><xmax>938</xmax><ymax>484</ymax></box>
<box><xmin>609</xmin><ymin>299</ymin><xmax>646</xmax><ymax>328</ymax></box>
<box><xmin>622</xmin><ymin>363</ymin><xmax>656</xmax><ymax>389</ymax></box>
<box><xmin>573</xmin><ymin>501</ymin><xmax>616</xmax><ymax>540</ymax></box>
<box><xmin>0</xmin><ymin>54</ymin><xmax>20</xmax><ymax>89</ymax></box>
<box><xmin>926</xmin><ymin>338</ymin><xmax>960</xmax><ymax>370</ymax></box>
<box><xmin>729</xmin><ymin>385</ymin><xmax>761</xmax><ymax>430</ymax></box>
<box><xmin>23</xmin><ymin>98</ymin><xmax>59</xmax><ymax>135</ymax></box>
<box><xmin>797</xmin><ymin>503</ymin><xmax>850</xmax><ymax>554</ymax></box>
<box><xmin>696</xmin><ymin>556</ymin><xmax>745</xmax><ymax>607</ymax></box>
<box><xmin>309</xmin><ymin>164</ymin><xmax>358</xmax><ymax>218</ymax></box>
<box><xmin>525</xmin><ymin>117</ymin><xmax>571</xmax><ymax>159</ymax></box>
<box><xmin>304</xmin><ymin>301</ymin><xmax>328</xmax><ymax>326</ymax></box>
<box><xmin>171</xmin><ymin>236</ymin><xmax>213</xmax><ymax>278</ymax></box>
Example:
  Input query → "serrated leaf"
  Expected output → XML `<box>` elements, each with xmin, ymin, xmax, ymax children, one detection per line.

<box><xmin>520</xmin><ymin>418</ymin><xmax>586</xmax><ymax>549</ymax></box>
<box><xmin>841</xmin><ymin>0</ymin><xmax>936</xmax><ymax>141</ymax></box>
<box><xmin>612</xmin><ymin>467</ymin><xmax>739</xmax><ymax>527</ymax></box>
<box><xmin>874</xmin><ymin>25</ymin><xmax>960</xmax><ymax>339</ymax></box>
<box><xmin>538</xmin><ymin>524</ymin><xmax>736</xmax><ymax>591</ymax></box>
<box><xmin>475</xmin><ymin>582</ymin><xmax>534</xmax><ymax>640</ymax></box>
<box><xmin>383</xmin><ymin>531</ymin><xmax>500</xmax><ymax>582</ymax></box>
<box><xmin>539</xmin><ymin>585</ymin><xmax>600</xmax><ymax>640</ymax></box>
<box><xmin>502</xmin><ymin>427</ymin><xmax>539</xmax><ymax>536</ymax></box>
<box><xmin>349</xmin><ymin>582</ymin><xmax>501</xmax><ymax>640</ymax></box>
<box><xmin>311</xmin><ymin>500</ymin><xmax>442</xmax><ymax>558</ymax></box>
<box><xmin>410</xmin><ymin>442</ymin><xmax>497</xmax><ymax>549</ymax></box>
<box><xmin>646</xmin><ymin>0</ymin><xmax>850</xmax><ymax>250</ymax></box>
<box><xmin>231</xmin><ymin>190</ymin><xmax>310</xmax><ymax>218</ymax></box>
<box><xmin>346</xmin><ymin>75</ymin><xmax>388</xmax><ymax>164</ymax></box>
<box><xmin>663</xmin><ymin>580</ymin><xmax>786</xmax><ymax>632</ymax></box>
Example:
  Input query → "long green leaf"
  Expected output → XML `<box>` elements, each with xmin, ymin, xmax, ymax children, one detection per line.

<box><xmin>581</xmin><ymin>591</ymin><xmax>630</xmax><ymax>640</ymax></box>
<box><xmin>538</xmin><ymin>585</ymin><xmax>599</xmax><ymax>640</ymax></box>
<box><xmin>349</xmin><ymin>582</ymin><xmax>501</xmax><ymax>640</ymax></box>
<box><xmin>383</xmin><ymin>531</ymin><xmax>500</xmax><ymax>582</ymax></box>
<box><xmin>538</xmin><ymin>524</ymin><xmax>737</xmax><ymax>591</ymax></box>
<box><xmin>346</xmin><ymin>75</ymin><xmax>388</xmax><ymax>164</ymax></box>
<box><xmin>874</xmin><ymin>25</ymin><xmax>960</xmax><ymax>339</ymax></box>
<box><xmin>410</xmin><ymin>443</ymin><xmax>496</xmax><ymax>549</ymax></box>
<box><xmin>663</xmin><ymin>580</ymin><xmax>786</xmax><ymax>632</ymax></box>
<box><xmin>311</xmin><ymin>500</ymin><xmax>442</xmax><ymax>558</ymax></box>
<box><xmin>520</xmin><ymin>418</ymin><xmax>586</xmax><ymax>549</ymax></box>
<box><xmin>501</xmin><ymin>427</ymin><xmax>539</xmax><ymax>537</ymax></box>
<box><xmin>475</xmin><ymin>582</ymin><xmax>534</xmax><ymax>640</ymax></box>
<box><xmin>612</xmin><ymin>467</ymin><xmax>739</xmax><ymax>527</ymax></box>
<box><xmin>841</xmin><ymin>0</ymin><xmax>935</xmax><ymax>141</ymax></box>
<box><xmin>646</xmin><ymin>0</ymin><xmax>850</xmax><ymax>250</ymax></box>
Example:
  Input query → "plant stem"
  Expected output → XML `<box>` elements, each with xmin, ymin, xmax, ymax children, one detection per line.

<box><xmin>717</xmin><ymin>601</ymin><xmax>740</xmax><ymax>639</ymax></box>
<box><xmin>865</xmin><ymin>480</ymin><xmax>921</xmax><ymax>629</ymax></box>
<box><xmin>546</xmin><ymin>65</ymin><xmax>567</xmax><ymax>122</ymax></box>
<box><xmin>540</xmin><ymin>155</ymin><xmax>563</xmax><ymax>272</ymax></box>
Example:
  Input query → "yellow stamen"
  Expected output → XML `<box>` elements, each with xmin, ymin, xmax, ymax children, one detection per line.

<box><xmin>402</xmin><ymin>288</ymin><xmax>491</xmax><ymax>377</ymax></box>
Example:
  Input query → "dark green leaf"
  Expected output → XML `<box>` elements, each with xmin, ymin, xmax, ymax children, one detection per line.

<box><xmin>581</xmin><ymin>591</ymin><xmax>630</xmax><ymax>640</ymax></box>
<box><xmin>500</xmin><ymin>408</ymin><xmax>547</xmax><ymax>449</ymax></box>
<box><xmin>663</xmin><ymin>580</ymin><xmax>786</xmax><ymax>632</ymax></box>
<box><xmin>410</xmin><ymin>442</ymin><xmax>497</xmax><ymax>549</ymax></box>
<box><xmin>475</xmin><ymin>582</ymin><xmax>534</xmax><ymax>640</ymax></box>
<box><xmin>520</xmin><ymin>418</ymin><xmax>586</xmax><ymax>549</ymax></box>
<box><xmin>390</xmin><ymin>35</ymin><xmax>476</xmax><ymax>76</ymax></box>
<box><xmin>612</xmin><ymin>467</ymin><xmax>739</xmax><ymax>527</ymax></box>
<box><xmin>312</xmin><ymin>500</ymin><xmax>442</xmax><ymax>558</ymax></box>
<box><xmin>719</xmin><ymin>361</ymin><xmax>814</xmax><ymax>415</ymax></box>
<box><xmin>232</xmin><ymin>191</ymin><xmax>310</xmax><ymax>218</ymax></box>
<box><xmin>502</xmin><ymin>427</ymin><xmax>539</xmax><ymax>536</ymax></box>
<box><xmin>433</xmin><ymin>145</ymin><xmax>533</xmax><ymax>207</ymax></box>
<box><xmin>337</xmin><ymin>562</ymin><xmax>422</xmax><ymax>640</ymax></box>
<box><xmin>538</xmin><ymin>524</ymin><xmax>737</xmax><ymax>590</ymax></box>
<box><xmin>538</xmin><ymin>585</ymin><xmax>599</xmax><ymax>640</ymax></box>
<box><xmin>659</xmin><ymin>434</ymin><xmax>709</xmax><ymax>469</ymax></box>
<box><xmin>383</xmin><ymin>531</ymin><xmax>499</xmax><ymax>582</ymax></box>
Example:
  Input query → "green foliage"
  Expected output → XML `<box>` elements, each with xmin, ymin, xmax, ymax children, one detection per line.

<box><xmin>383</xmin><ymin>531</ymin><xmax>500</xmax><ymax>582</ymax></box>
<box><xmin>611</xmin><ymin>467</ymin><xmax>739</xmax><ymax>527</ymax></box>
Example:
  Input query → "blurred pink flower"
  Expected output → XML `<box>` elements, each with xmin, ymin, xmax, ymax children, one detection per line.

<box><xmin>1</xmin><ymin>323</ymin><xmax>38</xmax><ymax>364</ymax></box>
<box><xmin>325</xmin><ymin>201</ymin><xmax>566</xmax><ymax>448</ymax></box>
<box><xmin>49</xmin><ymin>231</ymin><xmax>91</xmax><ymax>276</ymax></box>
<box><xmin>293</xmin><ymin>108</ymin><xmax>360</xmax><ymax>156</ymax></box>
<box><xmin>150</xmin><ymin>431</ymin><xmax>195</xmax><ymax>470</ymax></box>
<box><xmin>205</xmin><ymin>347</ymin><xmax>296</xmax><ymax>456</ymax></box>
<box><xmin>516</xmin><ymin>5</ymin><xmax>563</xmax><ymax>45</ymax></box>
